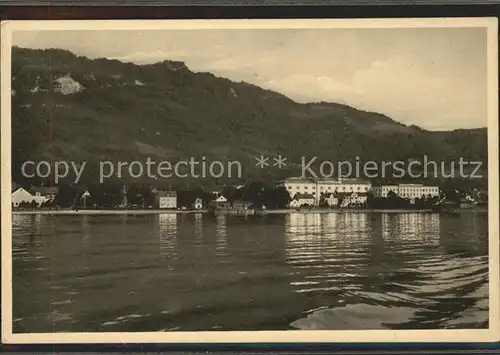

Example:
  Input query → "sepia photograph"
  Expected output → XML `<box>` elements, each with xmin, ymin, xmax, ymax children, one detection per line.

<box><xmin>1</xmin><ymin>18</ymin><xmax>499</xmax><ymax>344</ymax></box>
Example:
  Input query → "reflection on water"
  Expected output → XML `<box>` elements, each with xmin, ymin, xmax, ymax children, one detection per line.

<box><xmin>12</xmin><ymin>212</ymin><xmax>488</xmax><ymax>332</ymax></box>
<box><xmin>381</xmin><ymin>213</ymin><xmax>440</xmax><ymax>244</ymax></box>
<box><xmin>81</xmin><ymin>215</ymin><xmax>91</xmax><ymax>247</ymax></box>
<box><xmin>158</xmin><ymin>214</ymin><xmax>178</xmax><ymax>258</ymax></box>
<box><xmin>284</xmin><ymin>212</ymin><xmax>488</xmax><ymax>330</ymax></box>
<box><xmin>284</xmin><ymin>213</ymin><xmax>373</xmax><ymax>294</ymax></box>
<box><xmin>194</xmin><ymin>213</ymin><xmax>203</xmax><ymax>239</ymax></box>
<box><xmin>215</xmin><ymin>215</ymin><xmax>228</xmax><ymax>252</ymax></box>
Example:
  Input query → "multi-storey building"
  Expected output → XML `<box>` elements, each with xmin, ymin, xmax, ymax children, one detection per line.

<box><xmin>371</xmin><ymin>184</ymin><xmax>439</xmax><ymax>199</ymax></box>
<box><xmin>371</xmin><ymin>185</ymin><xmax>399</xmax><ymax>198</ymax></box>
<box><xmin>398</xmin><ymin>184</ymin><xmax>439</xmax><ymax>199</ymax></box>
<box><xmin>281</xmin><ymin>177</ymin><xmax>371</xmax><ymax>206</ymax></box>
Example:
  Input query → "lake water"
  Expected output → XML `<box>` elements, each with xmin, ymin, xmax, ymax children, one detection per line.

<box><xmin>12</xmin><ymin>211</ymin><xmax>489</xmax><ymax>333</ymax></box>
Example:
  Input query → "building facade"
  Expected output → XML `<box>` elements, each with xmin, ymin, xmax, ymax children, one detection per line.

<box><xmin>281</xmin><ymin>177</ymin><xmax>371</xmax><ymax>206</ymax></box>
<box><xmin>339</xmin><ymin>191</ymin><xmax>369</xmax><ymax>207</ymax></box>
<box><xmin>192</xmin><ymin>197</ymin><xmax>203</xmax><ymax>210</ymax></box>
<box><xmin>398</xmin><ymin>184</ymin><xmax>439</xmax><ymax>199</ymax></box>
<box><xmin>371</xmin><ymin>184</ymin><xmax>439</xmax><ymax>199</ymax></box>
<box><xmin>335</xmin><ymin>178</ymin><xmax>371</xmax><ymax>194</ymax></box>
<box><xmin>323</xmin><ymin>193</ymin><xmax>339</xmax><ymax>207</ymax></box>
<box><xmin>371</xmin><ymin>185</ymin><xmax>399</xmax><ymax>198</ymax></box>
<box><xmin>288</xmin><ymin>193</ymin><xmax>315</xmax><ymax>208</ymax></box>
<box><xmin>289</xmin><ymin>199</ymin><xmax>300</xmax><ymax>208</ymax></box>
<box><xmin>157</xmin><ymin>191</ymin><xmax>177</xmax><ymax>209</ymax></box>
<box><xmin>12</xmin><ymin>188</ymin><xmax>37</xmax><ymax>207</ymax></box>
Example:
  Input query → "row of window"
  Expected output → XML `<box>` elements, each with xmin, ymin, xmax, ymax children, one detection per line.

<box><xmin>378</xmin><ymin>187</ymin><xmax>438</xmax><ymax>191</ymax></box>
<box><xmin>287</xmin><ymin>185</ymin><xmax>369</xmax><ymax>191</ymax></box>
<box><xmin>399</xmin><ymin>192</ymin><xmax>439</xmax><ymax>196</ymax></box>
<box><xmin>379</xmin><ymin>192</ymin><xmax>439</xmax><ymax>197</ymax></box>
<box><xmin>378</xmin><ymin>190</ymin><xmax>439</xmax><ymax>193</ymax></box>
<box><xmin>399</xmin><ymin>189</ymin><xmax>437</xmax><ymax>192</ymax></box>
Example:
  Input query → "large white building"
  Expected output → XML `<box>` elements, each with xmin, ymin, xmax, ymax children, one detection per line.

<box><xmin>282</xmin><ymin>178</ymin><xmax>439</xmax><ymax>205</ymax></box>
<box><xmin>371</xmin><ymin>184</ymin><xmax>439</xmax><ymax>199</ymax></box>
<box><xmin>281</xmin><ymin>177</ymin><xmax>371</xmax><ymax>206</ymax></box>
<box><xmin>370</xmin><ymin>185</ymin><xmax>399</xmax><ymax>198</ymax></box>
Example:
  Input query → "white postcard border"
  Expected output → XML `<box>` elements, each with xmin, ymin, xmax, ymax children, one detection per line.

<box><xmin>1</xmin><ymin>17</ymin><xmax>499</xmax><ymax>344</ymax></box>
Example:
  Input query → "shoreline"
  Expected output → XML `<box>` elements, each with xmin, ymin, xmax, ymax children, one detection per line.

<box><xmin>12</xmin><ymin>209</ymin><xmax>208</xmax><ymax>216</ymax></box>
<box><xmin>262</xmin><ymin>208</ymin><xmax>488</xmax><ymax>214</ymax></box>
<box><xmin>12</xmin><ymin>208</ymin><xmax>487</xmax><ymax>216</ymax></box>
<box><xmin>13</xmin><ymin>208</ymin><xmax>435</xmax><ymax>215</ymax></box>
<box><xmin>259</xmin><ymin>208</ymin><xmax>436</xmax><ymax>214</ymax></box>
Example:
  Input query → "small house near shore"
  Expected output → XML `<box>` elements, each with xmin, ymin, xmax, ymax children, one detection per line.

<box><xmin>12</xmin><ymin>187</ymin><xmax>36</xmax><ymax>207</ymax></box>
<box><xmin>192</xmin><ymin>197</ymin><xmax>203</xmax><ymax>210</ymax></box>
<box><xmin>156</xmin><ymin>190</ymin><xmax>177</xmax><ymax>209</ymax></box>
<box><xmin>215</xmin><ymin>195</ymin><xmax>228</xmax><ymax>203</ymax></box>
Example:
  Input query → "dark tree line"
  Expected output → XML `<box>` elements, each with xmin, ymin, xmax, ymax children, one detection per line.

<box><xmin>16</xmin><ymin>180</ymin><xmax>292</xmax><ymax>210</ymax></box>
<box><xmin>220</xmin><ymin>181</ymin><xmax>291</xmax><ymax>208</ymax></box>
<box><xmin>48</xmin><ymin>183</ymin><xmax>156</xmax><ymax>209</ymax></box>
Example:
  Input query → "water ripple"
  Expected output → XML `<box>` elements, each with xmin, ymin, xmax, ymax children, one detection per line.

<box><xmin>12</xmin><ymin>211</ymin><xmax>488</xmax><ymax>332</ymax></box>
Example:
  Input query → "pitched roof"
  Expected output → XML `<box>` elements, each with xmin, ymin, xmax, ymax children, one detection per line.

<box><xmin>12</xmin><ymin>187</ymin><xmax>30</xmax><ymax>194</ymax></box>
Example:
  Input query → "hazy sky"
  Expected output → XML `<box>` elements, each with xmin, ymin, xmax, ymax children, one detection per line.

<box><xmin>13</xmin><ymin>27</ymin><xmax>488</xmax><ymax>130</ymax></box>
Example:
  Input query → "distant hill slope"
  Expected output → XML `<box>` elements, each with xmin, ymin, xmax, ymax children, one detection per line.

<box><xmin>11</xmin><ymin>47</ymin><xmax>488</xmax><ymax>185</ymax></box>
